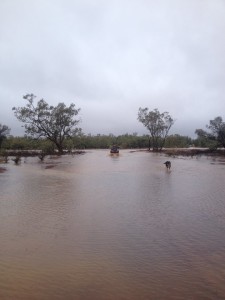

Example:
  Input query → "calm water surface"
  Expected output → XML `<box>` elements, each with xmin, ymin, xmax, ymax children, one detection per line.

<box><xmin>1</xmin><ymin>150</ymin><xmax>225</xmax><ymax>300</ymax></box>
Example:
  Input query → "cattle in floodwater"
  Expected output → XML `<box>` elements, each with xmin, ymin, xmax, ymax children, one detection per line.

<box><xmin>164</xmin><ymin>161</ymin><xmax>171</xmax><ymax>170</ymax></box>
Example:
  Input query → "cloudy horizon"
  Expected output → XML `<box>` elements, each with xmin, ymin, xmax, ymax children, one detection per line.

<box><xmin>1</xmin><ymin>0</ymin><xmax>225</xmax><ymax>138</ymax></box>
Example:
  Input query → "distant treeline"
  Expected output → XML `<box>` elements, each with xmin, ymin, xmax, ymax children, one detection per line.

<box><xmin>0</xmin><ymin>133</ymin><xmax>212</xmax><ymax>153</ymax></box>
<box><xmin>2</xmin><ymin>96</ymin><xmax>223</xmax><ymax>154</ymax></box>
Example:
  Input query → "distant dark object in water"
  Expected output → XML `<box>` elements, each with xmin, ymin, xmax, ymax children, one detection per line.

<box><xmin>164</xmin><ymin>161</ymin><xmax>171</xmax><ymax>170</ymax></box>
<box><xmin>12</xmin><ymin>156</ymin><xmax>21</xmax><ymax>165</ymax></box>
<box><xmin>45</xmin><ymin>164</ymin><xmax>55</xmax><ymax>169</ymax></box>
<box><xmin>110</xmin><ymin>145</ymin><xmax>119</xmax><ymax>154</ymax></box>
<box><xmin>0</xmin><ymin>167</ymin><xmax>7</xmax><ymax>173</ymax></box>
<box><xmin>38</xmin><ymin>152</ymin><xmax>46</xmax><ymax>161</ymax></box>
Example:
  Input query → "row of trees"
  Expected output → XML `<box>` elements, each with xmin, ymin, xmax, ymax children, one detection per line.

<box><xmin>1</xmin><ymin>93</ymin><xmax>225</xmax><ymax>153</ymax></box>
<box><xmin>1</xmin><ymin>133</ymin><xmax>193</xmax><ymax>151</ymax></box>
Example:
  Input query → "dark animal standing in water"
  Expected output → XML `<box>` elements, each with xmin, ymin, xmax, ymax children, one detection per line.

<box><xmin>164</xmin><ymin>161</ymin><xmax>171</xmax><ymax>170</ymax></box>
<box><xmin>38</xmin><ymin>152</ymin><xmax>46</xmax><ymax>161</ymax></box>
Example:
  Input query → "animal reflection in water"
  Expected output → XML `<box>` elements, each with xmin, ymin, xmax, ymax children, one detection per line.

<box><xmin>164</xmin><ymin>161</ymin><xmax>171</xmax><ymax>170</ymax></box>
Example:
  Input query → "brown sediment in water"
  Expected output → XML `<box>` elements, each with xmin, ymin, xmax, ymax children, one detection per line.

<box><xmin>1</xmin><ymin>149</ymin><xmax>225</xmax><ymax>299</ymax></box>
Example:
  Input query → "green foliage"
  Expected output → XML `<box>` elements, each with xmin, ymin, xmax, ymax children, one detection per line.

<box><xmin>70</xmin><ymin>133</ymin><xmax>150</xmax><ymax>149</ymax></box>
<box><xmin>39</xmin><ymin>139</ymin><xmax>55</xmax><ymax>154</ymax></box>
<box><xmin>0</xmin><ymin>124</ymin><xmax>10</xmax><ymax>148</ymax></box>
<box><xmin>195</xmin><ymin>116</ymin><xmax>225</xmax><ymax>148</ymax></box>
<box><xmin>116</xmin><ymin>134</ymin><xmax>149</xmax><ymax>149</ymax></box>
<box><xmin>72</xmin><ymin>134</ymin><xmax>115</xmax><ymax>149</ymax></box>
<box><xmin>0</xmin><ymin>133</ymin><xmax>196</xmax><ymax>152</ymax></box>
<box><xmin>3</xmin><ymin>136</ymin><xmax>39</xmax><ymax>150</ymax></box>
<box><xmin>138</xmin><ymin>108</ymin><xmax>175</xmax><ymax>151</ymax></box>
<box><xmin>12</xmin><ymin>94</ymin><xmax>81</xmax><ymax>154</ymax></box>
<box><xmin>164</xmin><ymin>134</ymin><xmax>192</xmax><ymax>148</ymax></box>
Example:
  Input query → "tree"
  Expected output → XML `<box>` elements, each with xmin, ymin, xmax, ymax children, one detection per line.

<box><xmin>12</xmin><ymin>94</ymin><xmax>81</xmax><ymax>154</ymax></box>
<box><xmin>0</xmin><ymin>124</ymin><xmax>10</xmax><ymax>149</ymax></box>
<box><xmin>195</xmin><ymin>116</ymin><xmax>225</xmax><ymax>148</ymax></box>
<box><xmin>165</xmin><ymin>134</ymin><xmax>192</xmax><ymax>148</ymax></box>
<box><xmin>138</xmin><ymin>108</ymin><xmax>174</xmax><ymax>151</ymax></box>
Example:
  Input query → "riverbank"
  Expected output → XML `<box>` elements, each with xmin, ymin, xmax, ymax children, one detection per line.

<box><xmin>129</xmin><ymin>147</ymin><xmax>225</xmax><ymax>157</ymax></box>
<box><xmin>0</xmin><ymin>149</ymin><xmax>86</xmax><ymax>157</ymax></box>
<box><xmin>163</xmin><ymin>147</ymin><xmax>225</xmax><ymax>157</ymax></box>
<box><xmin>1</xmin><ymin>148</ymin><xmax>225</xmax><ymax>158</ymax></box>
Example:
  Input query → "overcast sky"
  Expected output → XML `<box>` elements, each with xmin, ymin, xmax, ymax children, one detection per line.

<box><xmin>1</xmin><ymin>0</ymin><xmax>225</xmax><ymax>137</ymax></box>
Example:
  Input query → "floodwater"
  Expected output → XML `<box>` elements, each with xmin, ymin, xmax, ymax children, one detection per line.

<box><xmin>1</xmin><ymin>150</ymin><xmax>225</xmax><ymax>300</ymax></box>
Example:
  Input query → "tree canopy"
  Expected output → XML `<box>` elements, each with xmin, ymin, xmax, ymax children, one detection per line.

<box><xmin>0</xmin><ymin>124</ymin><xmax>10</xmax><ymax>149</ymax></box>
<box><xmin>138</xmin><ymin>108</ymin><xmax>175</xmax><ymax>151</ymax></box>
<box><xmin>12</xmin><ymin>94</ymin><xmax>81</xmax><ymax>154</ymax></box>
<box><xmin>195</xmin><ymin>116</ymin><xmax>225</xmax><ymax>148</ymax></box>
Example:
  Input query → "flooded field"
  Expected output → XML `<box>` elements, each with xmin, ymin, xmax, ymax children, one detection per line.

<box><xmin>1</xmin><ymin>150</ymin><xmax>225</xmax><ymax>300</ymax></box>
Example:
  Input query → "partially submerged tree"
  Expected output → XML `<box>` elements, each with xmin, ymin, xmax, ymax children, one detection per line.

<box><xmin>195</xmin><ymin>116</ymin><xmax>225</xmax><ymax>148</ymax></box>
<box><xmin>138</xmin><ymin>108</ymin><xmax>175</xmax><ymax>151</ymax></box>
<box><xmin>12</xmin><ymin>94</ymin><xmax>81</xmax><ymax>154</ymax></box>
<box><xmin>0</xmin><ymin>124</ymin><xmax>10</xmax><ymax>149</ymax></box>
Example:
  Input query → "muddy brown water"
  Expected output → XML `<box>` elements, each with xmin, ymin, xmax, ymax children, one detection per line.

<box><xmin>1</xmin><ymin>150</ymin><xmax>225</xmax><ymax>300</ymax></box>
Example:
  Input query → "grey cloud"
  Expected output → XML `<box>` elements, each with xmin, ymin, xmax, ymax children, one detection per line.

<box><xmin>1</xmin><ymin>0</ymin><xmax>225</xmax><ymax>137</ymax></box>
